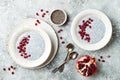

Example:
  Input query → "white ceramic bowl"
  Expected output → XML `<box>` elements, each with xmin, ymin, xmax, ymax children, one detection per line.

<box><xmin>8</xmin><ymin>25</ymin><xmax>52</xmax><ymax>68</ymax></box>
<box><xmin>71</xmin><ymin>9</ymin><xmax>112</xmax><ymax>51</ymax></box>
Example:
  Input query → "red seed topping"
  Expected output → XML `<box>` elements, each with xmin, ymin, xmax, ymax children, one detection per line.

<box><xmin>17</xmin><ymin>35</ymin><xmax>31</xmax><ymax>59</ymax></box>
<box><xmin>28</xmin><ymin>54</ymin><xmax>31</xmax><ymax>57</ymax></box>
<box><xmin>28</xmin><ymin>35</ymin><xmax>30</xmax><ymax>38</ymax></box>
<box><xmin>78</xmin><ymin>18</ymin><xmax>93</xmax><ymax>42</ymax></box>
<box><xmin>43</xmin><ymin>13</ymin><xmax>46</xmax><ymax>15</ymax></box>
<box><xmin>42</xmin><ymin>15</ymin><xmax>45</xmax><ymax>18</ymax></box>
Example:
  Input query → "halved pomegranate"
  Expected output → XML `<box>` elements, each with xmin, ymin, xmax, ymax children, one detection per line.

<box><xmin>76</xmin><ymin>55</ymin><xmax>97</xmax><ymax>77</ymax></box>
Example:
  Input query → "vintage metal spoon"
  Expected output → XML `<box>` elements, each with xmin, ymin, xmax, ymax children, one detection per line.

<box><xmin>52</xmin><ymin>52</ymin><xmax>78</xmax><ymax>73</ymax></box>
<box><xmin>59</xmin><ymin>43</ymin><xmax>74</xmax><ymax>72</ymax></box>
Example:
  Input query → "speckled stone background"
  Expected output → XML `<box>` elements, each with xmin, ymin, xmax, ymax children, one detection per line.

<box><xmin>0</xmin><ymin>0</ymin><xmax>120</xmax><ymax>80</ymax></box>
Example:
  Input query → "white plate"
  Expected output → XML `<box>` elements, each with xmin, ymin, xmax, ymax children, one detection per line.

<box><xmin>71</xmin><ymin>9</ymin><xmax>112</xmax><ymax>51</ymax></box>
<box><xmin>8</xmin><ymin>18</ymin><xmax>58</xmax><ymax>69</ymax></box>
<box><xmin>8</xmin><ymin>24</ymin><xmax>52</xmax><ymax>68</ymax></box>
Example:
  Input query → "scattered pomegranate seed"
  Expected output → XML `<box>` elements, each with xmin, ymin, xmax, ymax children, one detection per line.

<box><xmin>107</xmin><ymin>55</ymin><xmax>111</xmax><ymax>58</ymax></box>
<box><xmin>46</xmin><ymin>11</ymin><xmax>49</xmax><ymax>13</ymax></box>
<box><xmin>13</xmin><ymin>67</ymin><xmax>16</xmax><ymax>70</ymax></box>
<box><xmin>10</xmin><ymin>66</ymin><xmax>13</xmax><ymax>69</ymax></box>
<box><xmin>60</xmin><ymin>36</ymin><xmax>63</xmax><ymax>39</ymax></box>
<box><xmin>98</xmin><ymin>59</ymin><xmax>101</xmax><ymax>62</ymax></box>
<box><xmin>3</xmin><ymin>68</ymin><xmax>6</xmax><ymax>71</ymax></box>
<box><xmin>35</xmin><ymin>23</ymin><xmax>37</xmax><ymax>26</ymax></box>
<box><xmin>40</xmin><ymin>9</ymin><xmax>43</xmax><ymax>12</ymax></box>
<box><xmin>57</xmin><ymin>29</ymin><xmax>63</xmax><ymax>33</ymax></box>
<box><xmin>2</xmin><ymin>66</ymin><xmax>16</xmax><ymax>75</ymax></box>
<box><xmin>8</xmin><ymin>68</ymin><xmax>10</xmax><ymax>71</ymax></box>
<box><xmin>36</xmin><ymin>13</ymin><xmax>39</xmax><ymax>16</ymax></box>
<box><xmin>11</xmin><ymin>72</ymin><xmax>14</xmax><ymax>75</ymax></box>
<box><xmin>102</xmin><ymin>60</ymin><xmax>105</xmax><ymax>62</ymax></box>
<box><xmin>36</xmin><ymin>19</ymin><xmax>40</xmax><ymax>24</ymax></box>
<box><xmin>62</xmin><ymin>41</ymin><xmax>65</xmax><ymax>44</ymax></box>
<box><xmin>100</xmin><ymin>56</ymin><xmax>103</xmax><ymax>59</ymax></box>
<box><xmin>60</xmin><ymin>29</ymin><xmax>63</xmax><ymax>31</ymax></box>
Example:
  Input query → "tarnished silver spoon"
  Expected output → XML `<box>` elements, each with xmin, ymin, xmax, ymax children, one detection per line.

<box><xmin>59</xmin><ymin>43</ymin><xmax>74</xmax><ymax>72</ymax></box>
<box><xmin>52</xmin><ymin>52</ymin><xmax>78</xmax><ymax>73</ymax></box>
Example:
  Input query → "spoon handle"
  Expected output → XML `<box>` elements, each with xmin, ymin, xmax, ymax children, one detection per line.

<box><xmin>52</xmin><ymin>61</ymin><xmax>66</xmax><ymax>73</ymax></box>
<box><xmin>59</xmin><ymin>51</ymin><xmax>71</xmax><ymax>72</ymax></box>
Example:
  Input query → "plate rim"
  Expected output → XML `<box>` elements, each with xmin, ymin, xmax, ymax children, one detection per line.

<box><xmin>8</xmin><ymin>20</ymin><xmax>52</xmax><ymax>68</ymax></box>
<box><xmin>71</xmin><ymin>9</ymin><xmax>112</xmax><ymax>51</ymax></box>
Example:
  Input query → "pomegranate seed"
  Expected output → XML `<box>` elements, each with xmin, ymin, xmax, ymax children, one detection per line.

<box><xmin>42</xmin><ymin>15</ymin><xmax>45</xmax><ymax>18</ymax></box>
<box><xmin>10</xmin><ymin>66</ymin><xmax>13</xmax><ymax>68</ymax></box>
<box><xmin>24</xmin><ymin>56</ymin><xmax>28</xmax><ymax>59</ymax></box>
<box><xmin>43</xmin><ymin>13</ymin><xmax>46</xmax><ymax>15</ymax></box>
<box><xmin>28</xmin><ymin>54</ymin><xmax>31</xmax><ymax>57</ymax></box>
<box><xmin>82</xmin><ymin>20</ymin><xmax>85</xmax><ymax>23</ymax></box>
<box><xmin>60</xmin><ymin>36</ymin><xmax>63</xmax><ymax>39</ymax></box>
<box><xmin>98</xmin><ymin>59</ymin><xmax>101</xmax><ymax>62</ymax></box>
<box><xmin>40</xmin><ymin>9</ymin><xmax>43</xmax><ymax>12</ymax></box>
<box><xmin>36</xmin><ymin>19</ymin><xmax>40</xmax><ymax>24</ymax></box>
<box><xmin>60</xmin><ymin>29</ymin><xmax>63</xmax><ymax>31</ymax></box>
<box><xmin>11</xmin><ymin>72</ymin><xmax>14</xmax><ymax>75</ymax></box>
<box><xmin>28</xmin><ymin>35</ymin><xmax>30</xmax><ymax>38</ymax></box>
<box><xmin>8</xmin><ymin>68</ymin><xmax>10</xmax><ymax>71</ymax></box>
<box><xmin>107</xmin><ymin>55</ymin><xmax>111</xmax><ymax>58</ymax></box>
<box><xmin>17</xmin><ymin>35</ymin><xmax>31</xmax><ymax>59</ymax></box>
<box><xmin>3</xmin><ymin>68</ymin><xmax>6</xmax><ymax>71</ymax></box>
<box><xmin>20</xmin><ymin>54</ymin><xmax>23</xmax><ymax>56</ymax></box>
<box><xmin>46</xmin><ymin>11</ymin><xmax>49</xmax><ymax>13</ymax></box>
<box><xmin>13</xmin><ymin>67</ymin><xmax>16</xmax><ymax>70</ymax></box>
<box><xmin>100</xmin><ymin>56</ymin><xmax>103</xmax><ymax>59</ymax></box>
<box><xmin>35</xmin><ymin>23</ymin><xmax>37</xmax><ymax>26</ymax></box>
<box><xmin>58</xmin><ymin>31</ymin><xmax>60</xmax><ymax>33</ymax></box>
<box><xmin>36</xmin><ymin>13</ymin><xmax>39</xmax><ymax>16</ymax></box>
<box><xmin>102</xmin><ymin>60</ymin><xmax>105</xmax><ymax>62</ymax></box>
<box><xmin>62</xmin><ymin>41</ymin><xmax>65</xmax><ymax>44</ymax></box>
<box><xmin>78</xmin><ymin>18</ymin><xmax>93</xmax><ymax>42</ymax></box>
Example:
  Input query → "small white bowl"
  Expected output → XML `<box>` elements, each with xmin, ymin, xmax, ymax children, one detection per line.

<box><xmin>50</xmin><ymin>9</ymin><xmax>67</xmax><ymax>26</ymax></box>
<box><xmin>71</xmin><ymin>9</ymin><xmax>112</xmax><ymax>51</ymax></box>
<box><xmin>8</xmin><ymin>25</ymin><xmax>52</xmax><ymax>68</ymax></box>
